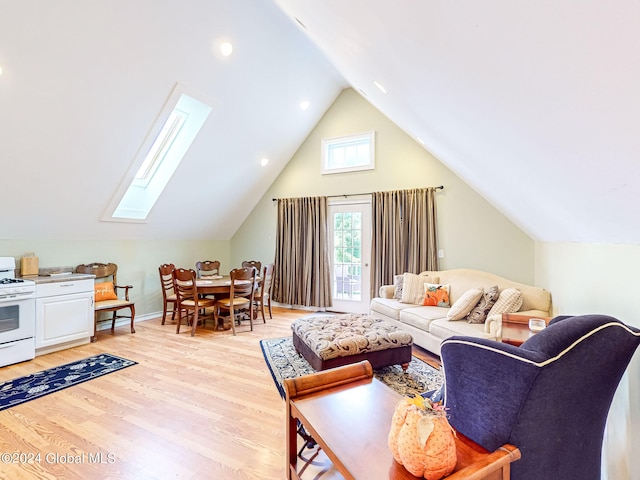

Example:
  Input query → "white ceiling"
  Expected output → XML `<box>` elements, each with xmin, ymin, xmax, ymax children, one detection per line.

<box><xmin>3</xmin><ymin>1</ymin><xmax>639</xmax><ymax>244</ymax></box>
<box><xmin>275</xmin><ymin>0</ymin><xmax>640</xmax><ymax>244</ymax></box>
<box><xmin>0</xmin><ymin>0</ymin><xmax>345</xmax><ymax>240</ymax></box>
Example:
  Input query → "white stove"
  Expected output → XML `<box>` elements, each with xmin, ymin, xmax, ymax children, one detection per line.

<box><xmin>0</xmin><ymin>257</ymin><xmax>36</xmax><ymax>367</ymax></box>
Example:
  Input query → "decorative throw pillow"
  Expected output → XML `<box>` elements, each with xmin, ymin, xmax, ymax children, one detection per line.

<box><xmin>447</xmin><ymin>288</ymin><xmax>484</xmax><ymax>321</ymax></box>
<box><xmin>94</xmin><ymin>282</ymin><xmax>118</xmax><ymax>302</ymax></box>
<box><xmin>393</xmin><ymin>274</ymin><xmax>404</xmax><ymax>300</ymax></box>
<box><xmin>486</xmin><ymin>288</ymin><xmax>523</xmax><ymax>317</ymax></box>
<box><xmin>400</xmin><ymin>273</ymin><xmax>439</xmax><ymax>304</ymax></box>
<box><xmin>466</xmin><ymin>285</ymin><xmax>500</xmax><ymax>324</ymax></box>
<box><xmin>422</xmin><ymin>283</ymin><xmax>451</xmax><ymax>307</ymax></box>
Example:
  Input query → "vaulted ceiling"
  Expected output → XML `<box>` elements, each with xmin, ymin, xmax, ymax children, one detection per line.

<box><xmin>274</xmin><ymin>0</ymin><xmax>640</xmax><ymax>244</ymax></box>
<box><xmin>3</xmin><ymin>1</ymin><xmax>639</xmax><ymax>244</ymax></box>
<box><xmin>0</xmin><ymin>0</ymin><xmax>346</xmax><ymax>240</ymax></box>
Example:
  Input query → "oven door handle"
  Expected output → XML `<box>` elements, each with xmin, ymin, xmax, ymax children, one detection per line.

<box><xmin>0</xmin><ymin>294</ymin><xmax>35</xmax><ymax>303</ymax></box>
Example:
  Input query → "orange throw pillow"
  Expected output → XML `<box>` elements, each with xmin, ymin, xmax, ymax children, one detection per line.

<box><xmin>95</xmin><ymin>282</ymin><xmax>118</xmax><ymax>301</ymax></box>
<box><xmin>422</xmin><ymin>283</ymin><xmax>451</xmax><ymax>307</ymax></box>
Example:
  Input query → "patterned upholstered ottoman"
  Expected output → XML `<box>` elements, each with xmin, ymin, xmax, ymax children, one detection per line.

<box><xmin>291</xmin><ymin>313</ymin><xmax>413</xmax><ymax>371</ymax></box>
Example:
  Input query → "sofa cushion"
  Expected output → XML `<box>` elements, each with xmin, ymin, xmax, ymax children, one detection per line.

<box><xmin>447</xmin><ymin>288</ymin><xmax>484</xmax><ymax>321</ymax></box>
<box><xmin>370</xmin><ymin>297</ymin><xmax>416</xmax><ymax>321</ymax></box>
<box><xmin>466</xmin><ymin>285</ymin><xmax>500</xmax><ymax>324</ymax></box>
<box><xmin>400</xmin><ymin>272</ymin><xmax>439</xmax><ymax>304</ymax></box>
<box><xmin>422</xmin><ymin>283</ymin><xmax>451</xmax><ymax>307</ymax></box>
<box><xmin>429</xmin><ymin>317</ymin><xmax>494</xmax><ymax>341</ymax></box>
<box><xmin>487</xmin><ymin>288</ymin><xmax>524</xmax><ymax>317</ymax></box>
<box><xmin>399</xmin><ymin>306</ymin><xmax>449</xmax><ymax>330</ymax></box>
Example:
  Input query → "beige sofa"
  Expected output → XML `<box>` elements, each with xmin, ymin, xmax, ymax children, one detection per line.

<box><xmin>369</xmin><ymin>268</ymin><xmax>552</xmax><ymax>356</ymax></box>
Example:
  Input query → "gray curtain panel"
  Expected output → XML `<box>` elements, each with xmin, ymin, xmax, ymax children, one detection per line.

<box><xmin>273</xmin><ymin>196</ymin><xmax>333</xmax><ymax>308</ymax></box>
<box><xmin>371</xmin><ymin>187</ymin><xmax>438</xmax><ymax>297</ymax></box>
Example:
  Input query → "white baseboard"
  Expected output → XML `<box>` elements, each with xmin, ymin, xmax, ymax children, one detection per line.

<box><xmin>96</xmin><ymin>311</ymin><xmax>161</xmax><ymax>331</ymax></box>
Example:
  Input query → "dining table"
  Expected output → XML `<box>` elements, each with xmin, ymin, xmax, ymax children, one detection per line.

<box><xmin>195</xmin><ymin>275</ymin><xmax>261</xmax><ymax>329</ymax></box>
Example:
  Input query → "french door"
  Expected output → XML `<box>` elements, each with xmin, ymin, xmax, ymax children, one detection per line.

<box><xmin>328</xmin><ymin>198</ymin><xmax>372</xmax><ymax>314</ymax></box>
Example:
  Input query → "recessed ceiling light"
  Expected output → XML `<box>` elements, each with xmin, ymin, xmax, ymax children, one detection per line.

<box><xmin>220</xmin><ymin>41</ymin><xmax>233</xmax><ymax>56</ymax></box>
<box><xmin>0</xmin><ymin>65</ymin><xmax>3</xmax><ymax>76</ymax></box>
<box><xmin>260</xmin><ymin>158</ymin><xmax>269</xmax><ymax>167</ymax></box>
<box><xmin>373</xmin><ymin>81</ymin><xmax>387</xmax><ymax>94</ymax></box>
<box><xmin>300</xmin><ymin>100</ymin><xmax>310</xmax><ymax>111</ymax></box>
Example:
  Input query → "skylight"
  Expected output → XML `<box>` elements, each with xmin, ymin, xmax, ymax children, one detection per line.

<box><xmin>103</xmin><ymin>84</ymin><xmax>212</xmax><ymax>222</ymax></box>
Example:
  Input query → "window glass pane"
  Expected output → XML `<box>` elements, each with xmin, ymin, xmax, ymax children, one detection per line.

<box><xmin>353</xmin><ymin>230</ymin><xmax>361</xmax><ymax>248</ymax></box>
<box><xmin>321</xmin><ymin>131</ymin><xmax>375</xmax><ymax>175</ymax></box>
<box><xmin>334</xmin><ymin>213</ymin><xmax>341</xmax><ymax>229</ymax></box>
<box><xmin>343</xmin><ymin>213</ymin><xmax>352</xmax><ymax>230</ymax></box>
<box><xmin>353</xmin><ymin>213</ymin><xmax>361</xmax><ymax>230</ymax></box>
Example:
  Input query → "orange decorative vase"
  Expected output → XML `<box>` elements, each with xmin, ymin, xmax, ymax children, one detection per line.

<box><xmin>388</xmin><ymin>396</ymin><xmax>457</xmax><ymax>480</ymax></box>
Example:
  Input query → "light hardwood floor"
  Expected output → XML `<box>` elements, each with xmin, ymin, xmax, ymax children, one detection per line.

<box><xmin>0</xmin><ymin>308</ymin><xmax>439</xmax><ymax>480</ymax></box>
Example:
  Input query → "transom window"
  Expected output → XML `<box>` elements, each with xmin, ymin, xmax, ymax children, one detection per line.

<box><xmin>321</xmin><ymin>131</ymin><xmax>375</xmax><ymax>175</ymax></box>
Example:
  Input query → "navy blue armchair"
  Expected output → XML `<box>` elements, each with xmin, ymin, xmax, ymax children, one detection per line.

<box><xmin>440</xmin><ymin>314</ymin><xmax>640</xmax><ymax>480</ymax></box>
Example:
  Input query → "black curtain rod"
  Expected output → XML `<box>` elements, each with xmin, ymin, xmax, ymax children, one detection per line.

<box><xmin>272</xmin><ymin>185</ymin><xmax>444</xmax><ymax>202</ymax></box>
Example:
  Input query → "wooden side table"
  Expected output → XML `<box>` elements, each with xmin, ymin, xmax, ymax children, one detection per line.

<box><xmin>501</xmin><ymin>313</ymin><xmax>552</xmax><ymax>346</ymax></box>
<box><xmin>284</xmin><ymin>361</ymin><xmax>520</xmax><ymax>480</ymax></box>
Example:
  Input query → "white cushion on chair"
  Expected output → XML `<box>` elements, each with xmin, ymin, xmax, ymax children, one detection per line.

<box><xmin>218</xmin><ymin>296</ymin><xmax>251</xmax><ymax>308</ymax></box>
<box><xmin>95</xmin><ymin>299</ymin><xmax>133</xmax><ymax>310</ymax></box>
<box><xmin>180</xmin><ymin>298</ymin><xmax>214</xmax><ymax>307</ymax></box>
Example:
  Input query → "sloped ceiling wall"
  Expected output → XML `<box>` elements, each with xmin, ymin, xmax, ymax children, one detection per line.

<box><xmin>274</xmin><ymin>0</ymin><xmax>640</xmax><ymax>243</ymax></box>
<box><xmin>0</xmin><ymin>0</ymin><xmax>345</xmax><ymax>240</ymax></box>
<box><xmin>5</xmin><ymin>1</ymin><xmax>638</xmax><ymax>245</ymax></box>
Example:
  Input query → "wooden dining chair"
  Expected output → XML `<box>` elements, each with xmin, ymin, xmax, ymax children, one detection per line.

<box><xmin>173</xmin><ymin>268</ymin><xmax>215</xmax><ymax>336</ymax></box>
<box><xmin>159</xmin><ymin>263</ymin><xmax>178</xmax><ymax>325</ymax></box>
<box><xmin>196</xmin><ymin>260</ymin><xmax>221</xmax><ymax>278</ymax></box>
<box><xmin>253</xmin><ymin>263</ymin><xmax>274</xmax><ymax>323</ymax></box>
<box><xmin>241</xmin><ymin>260</ymin><xmax>261</xmax><ymax>275</ymax></box>
<box><xmin>75</xmin><ymin>262</ymin><xmax>135</xmax><ymax>342</ymax></box>
<box><xmin>214</xmin><ymin>266</ymin><xmax>257</xmax><ymax>335</ymax></box>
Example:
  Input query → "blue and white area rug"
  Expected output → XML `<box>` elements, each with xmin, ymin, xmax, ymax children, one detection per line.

<box><xmin>0</xmin><ymin>353</ymin><xmax>137</xmax><ymax>411</ymax></box>
<box><xmin>260</xmin><ymin>336</ymin><xmax>443</xmax><ymax>399</ymax></box>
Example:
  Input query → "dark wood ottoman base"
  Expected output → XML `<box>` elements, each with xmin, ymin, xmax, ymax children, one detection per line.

<box><xmin>292</xmin><ymin>330</ymin><xmax>412</xmax><ymax>372</ymax></box>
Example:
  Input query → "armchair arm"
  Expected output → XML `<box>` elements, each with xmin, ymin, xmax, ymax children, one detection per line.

<box><xmin>114</xmin><ymin>284</ymin><xmax>133</xmax><ymax>301</ymax></box>
<box><xmin>440</xmin><ymin>336</ymin><xmax>544</xmax><ymax>452</ymax></box>
<box><xmin>483</xmin><ymin>314</ymin><xmax>501</xmax><ymax>335</ymax></box>
<box><xmin>484</xmin><ymin>309</ymin><xmax>552</xmax><ymax>336</ymax></box>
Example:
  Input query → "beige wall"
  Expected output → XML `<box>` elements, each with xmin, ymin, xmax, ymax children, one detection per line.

<box><xmin>535</xmin><ymin>242</ymin><xmax>640</xmax><ymax>480</ymax></box>
<box><xmin>233</xmin><ymin>88</ymin><xmax>536</xmax><ymax>284</ymax></box>
<box><xmin>0</xmin><ymin>239</ymin><xmax>230</xmax><ymax>317</ymax></box>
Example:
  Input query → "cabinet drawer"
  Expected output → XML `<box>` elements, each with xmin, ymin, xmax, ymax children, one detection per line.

<box><xmin>36</xmin><ymin>279</ymin><xmax>93</xmax><ymax>298</ymax></box>
<box><xmin>0</xmin><ymin>337</ymin><xmax>35</xmax><ymax>366</ymax></box>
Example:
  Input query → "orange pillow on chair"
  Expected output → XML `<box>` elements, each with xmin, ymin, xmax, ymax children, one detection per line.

<box><xmin>95</xmin><ymin>282</ymin><xmax>118</xmax><ymax>301</ymax></box>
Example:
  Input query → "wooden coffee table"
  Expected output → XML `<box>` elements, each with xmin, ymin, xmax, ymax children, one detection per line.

<box><xmin>501</xmin><ymin>313</ymin><xmax>552</xmax><ymax>346</ymax></box>
<box><xmin>284</xmin><ymin>361</ymin><xmax>520</xmax><ymax>480</ymax></box>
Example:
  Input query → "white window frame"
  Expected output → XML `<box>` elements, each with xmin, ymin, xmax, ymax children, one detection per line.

<box><xmin>321</xmin><ymin>131</ymin><xmax>375</xmax><ymax>175</ymax></box>
<box><xmin>102</xmin><ymin>83</ymin><xmax>212</xmax><ymax>223</ymax></box>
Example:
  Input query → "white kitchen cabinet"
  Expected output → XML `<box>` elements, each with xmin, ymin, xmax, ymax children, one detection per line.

<box><xmin>35</xmin><ymin>278</ymin><xmax>94</xmax><ymax>354</ymax></box>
